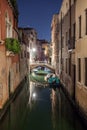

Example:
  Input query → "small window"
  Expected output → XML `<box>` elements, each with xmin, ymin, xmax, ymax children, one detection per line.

<box><xmin>78</xmin><ymin>58</ymin><xmax>81</xmax><ymax>82</ymax></box>
<box><xmin>85</xmin><ymin>58</ymin><xmax>87</xmax><ymax>86</ymax></box>
<box><xmin>66</xmin><ymin>32</ymin><xmax>68</xmax><ymax>45</ymax></box>
<box><xmin>24</xmin><ymin>51</ymin><xmax>26</xmax><ymax>57</ymax></box>
<box><xmin>62</xmin><ymin>58</ymin><xmax>64</xmax><ymax>71</ymax></box>
<box><xmin>73</xmin><ymin>23</ymin><xmax>76</xmax><ymax>49</ymax></box>
<box><xmin>85</xmin><ymin>9</ymin><xmax>87</xmax><ymax>35</ymax></box>
<box><xmin>62</xmin><ymin>36</ymin><xmax>64</xmax><ymax>48</ymax></box>
<box><xmin>69</xmin><ymin>54</ymin><xmax>71</xmax><ymax>76</ymax></box>
<box><xmin>79</xmin><ymin>16</ymin><xmax>81</xmax><ymax>38</ymax></box>
<box><xmin>66</xmin><ymin>59</ymin><xmax>67</xmax><ymax>73</ymax></box>
<box><xmin>66</xmin><ymin>2</ymin><xmax>68</xmax><ymax>10</ymax></box>
<box><xmin>16</xmin><ymin>63</ymin><xmax>19</xmax><ymax>73</ymax></box>
<box><xmin>74</xmin><ymin>0</ymin><xmax>76</xmax><ymax>3</ymax></box>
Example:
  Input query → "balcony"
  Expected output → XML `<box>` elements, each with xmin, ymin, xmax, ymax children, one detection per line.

<box><xmin>68</xmin><ymin>37</ymin><xmax>75</xmax><ymax>50</ymax></box>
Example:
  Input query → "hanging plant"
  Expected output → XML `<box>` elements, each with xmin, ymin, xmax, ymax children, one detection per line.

<box><xmin>5</xmin><ymin>38</ymin><xmax>21</xmax><ymax>54</ymax></box>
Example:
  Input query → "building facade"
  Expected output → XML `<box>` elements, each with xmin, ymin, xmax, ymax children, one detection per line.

<box><xmin>51</xmin><ymin>14</ymin><xmax>59</xmax><ymax>74</ymax></box>
<box><xmin>75</xmin><ymin>0</ymin><xmax>87</xmax><ymax>117</ymax></box>
<box><xmin>58</xmin><ymin>0</ymin><xmax>76</xmax><ymax>98</ymax></box>
<box><xmin>0</xmin><ymin>0</ymin><xmax>27</xmax><ymax>108</ymax></box>
<box><xmin>51</xmin><ymin>0</ymin><xmax>87</xmax><ymax>119</ymax></box>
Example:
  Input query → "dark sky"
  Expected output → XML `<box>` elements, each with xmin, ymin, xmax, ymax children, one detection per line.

<box><xmin>17</xmin><ymin>0</ymin><xmax>62</xmax><ymax>41</ymax></box>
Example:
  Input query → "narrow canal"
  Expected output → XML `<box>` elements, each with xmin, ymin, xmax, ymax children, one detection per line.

<box><xmin>0</xmin><ymin>73</ymin><xmax>86</xmax><ymax>130</ymax></box>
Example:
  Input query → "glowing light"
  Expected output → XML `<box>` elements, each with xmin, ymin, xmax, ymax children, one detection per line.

<box><xmin>32</xmin><ymin>48</ymin><xmax>36</xmax><ymax>52</ymax></box>
<box><xmin>32</xmin><ymin>93</ymin><xmax>36</xmax><ymax>98</ymax></box>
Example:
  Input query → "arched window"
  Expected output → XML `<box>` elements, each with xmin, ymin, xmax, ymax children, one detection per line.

<box><xmin>5</xmin><ymin>11</ymin><xmax>12</xmax><ymax>38</ymax></box>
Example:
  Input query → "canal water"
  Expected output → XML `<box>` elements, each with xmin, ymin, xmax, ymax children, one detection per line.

<box><xmin>0</xmin><ymin>77</ymin><xmax>86</xmax><ymax>130</ymax></box>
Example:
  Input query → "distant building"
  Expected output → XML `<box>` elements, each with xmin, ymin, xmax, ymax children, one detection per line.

<box><xmin>21</xmin><ymin>28</ymin><xmax>37</xmax><ymax>63</ymax></box>
<box><xmin>37</xmin><ymin>39</ymin><xmax>50</xmax><ymax>63</ymax></box>
<box><xmin>36</xmin><ymin>39</ymin><xmax>43</xmax><ymax>61</ymax></box>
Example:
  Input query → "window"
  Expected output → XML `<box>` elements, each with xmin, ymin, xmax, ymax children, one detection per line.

<box><xmin>5</xmin><ymin>12</ymin><xmax>12</xmax><ymax>38</ymax></box>
<box><xmin>73</xmin><ymin>23</ymin><xmax>76</xmax><ymax>48</ymax></box>
<box><xmin>66</xmin><ymin>2</ymin><xmax>68</xmax><ymax>10</ymax></box>
<box><xmin>66</xmin><ymin>59</ymin><xmax>67</xmax><ymax>73</ymax></box>
<box><xmin>24</xmin><ymin>51</ymin><xmax>26</xmax><ymax>57</ymax></box>
<box><xmin>69</xmin><ymin>54</ymin><xmax>71</xmax><ymax>76</ymax></box>
<box><xmin>73</xmin><ymin>23</ymin><xmax>76</xmax><ymax>38</ymax></box>
<box><xmin>21</xmin><ymin>52</ymin><xmax>23</xmax><ymax>58</ymax></box>
<box><xmin>27</xmin><ymin>52</ymin><xmax>29</xmax><ymax>59</ymax></box>
<box><xmin>78</xmin><ymin>58</ymin><xmax>81</xmax><ymax>82</ymax></box>
<box><xmin>62</xmin><ymin>36</ymin><xmax>64</xmax><ymax>48</ymax></box>
<box><xmin>29</xmin><ymin>43</ymin><xmax>32</xmax><ymax>49</ymax></box>
<box><xmin>85</xmin><ymin>58</ymin><xmax>87</xmax><ymax>86</ymax></box>
<box><xmin>73</xmin><ymin>0</ymin><xmax>76</xmax><ymax>4</ymax></box>
<box><xmin>85</xmin><ymin>9</ymin><xmax>87</xmax><ymax>35</ymax></box>
<box><xmin>79</xmin><ymin>16</ymin><xmax>81</xmax><ymax>38</ymax></box>
<box><xmin>69</xmin><ymin>28</ymin><xmax>71</xmax><ymax>41</ymax></box>
<box><xmin>42</xmin><ymin>48</ymin><xmax>45</xmax><ymax>50</ymax></box>
<box><xmin>62</xmin><ymin>58</ymin><xmax>64</xmax><ymax>71</ymax></box>
<box><xmin>66</xmin><ymin>32</ymin><xmax>68</xmax><ymax>45</ymax></box>
<box><xmin>16</xmin><ymin>63</ymin><xmax>19</xmax><ymax>73</ymax></box>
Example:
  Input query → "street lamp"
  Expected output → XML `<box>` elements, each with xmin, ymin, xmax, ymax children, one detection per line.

<box><xmin>32</xmin><ymin>48</ymin><xmax>36</xmax><ymax>52</ymax></box>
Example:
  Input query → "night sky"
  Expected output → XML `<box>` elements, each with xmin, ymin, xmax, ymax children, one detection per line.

<box><xmin>17</xmin><ymin>0</ymin><xmax>62</xmax><ymax>41</ymax></box>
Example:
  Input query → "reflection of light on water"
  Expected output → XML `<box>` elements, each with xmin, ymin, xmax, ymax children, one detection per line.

<box><xmin>28</xmin><ymin>82</ymin><xmax>35</xmax><ymax>106</ymax></box>
<box><xmin>51</xmin><ymin>89</ymin><xmax>61</xmax><ymax>129</ymax></box>
<box><xmin>51</xmin><ymin>89</ymin><xmax>58</xmax><ymax>129</ymax></box>
<box><xmin>28</xmin><ymin>82</ymin><xmax>38</xmax><ymax>110</ymax></box>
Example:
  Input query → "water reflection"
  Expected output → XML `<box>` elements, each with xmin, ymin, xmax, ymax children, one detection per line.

<box><xmin>51</xmin><ymin>88</ymin><xmax>86</xmax><ymax>130</ymax></box>
<box><xmin>0</xmin><ymin>80</ymin><xmax>29</xmax><ymax>130</ymax></box>
<box><xmin>23</xmin><ymin>81</ymin><xmax>53</xmax><ymax>130</ymax></box>
<box><xmin>28</xmin><ymin>82</ymin><xmax>37</xmax><ymax>109</ymax></box>
<box><xmin>0</xmin><ymin>79</ymin><xmax>86</xmax><ymax>130</ymax></box>
<box><xmin>28</xmin><ymin>81</ymin><xmax>51</xmax><ymax>109</ymax></box>
<box><xmin>51</xmin><ymin>89</ymin><xmax>61</xmax><ymax>129</ymax></box>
